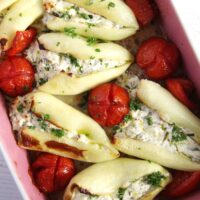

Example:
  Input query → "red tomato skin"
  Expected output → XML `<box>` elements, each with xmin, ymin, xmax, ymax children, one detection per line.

<box><xmin>88</xmin><ymin>83</ymin><xmax>130</xmax><ymax>127</ymax></box>
<box><xmin>166</xmin><ymin>78</ymin><xmax>197</xmax><ymax>110</ymax></box>
<box><xmin>31</xmin><ymin>153</ymin><xmax>75</xmax><ymax>193</ymax></box>
<box><xmin>165</xmin><ymin>171</ymin><xmax>200</xmax><ymax>197</ymax></box>
<box><xmin>136</xmin><ymin>37</ymin><xmax>180</xmax><ymax>80</ymax></box>
<box><xmin>0</xmin><ymin>56</ymin><xmax>35</xmax><ymax>97</ymax></box>
<box><xmin>7</xmin><ymin>28</ymin><xmax>37</xmax><ymax>56</ymax></box>
<box><xmin>54</xmin><ymin>157</ymin><xmax>76</xmax><ymax>191</ymax></box>
<box><xmin>125</xmin><ymin>0</ymin><xmax>154</xmax><ymax>26</ymax></box>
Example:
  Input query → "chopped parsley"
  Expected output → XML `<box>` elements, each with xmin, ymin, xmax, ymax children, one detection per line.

<box><xmin>124</xmin><ymin>114</ymin><xmax>132</xmax><ymax>123</ymax></box>
<box><xmin>37</xmin><ymin>118</ymin><xmax>48</xmax><ymax>130</ymax></box>
<box><xmin>108</xmin><ymin>2</ymin><xmax>115</xmax><ymax>9</ymax></box>
<box><xmin>39</xmin><ymin>78</ymin><xmax>48</xmax><ymax>85</ymax></box>
<box><xmin>87</xmin><ymin>37</ymin><xmax>98</xmax><ymax>46</ymax></box>
<box><xmin>56</xmin><ymin>42</ymin><xmax>60</xmax><ymax>46</ymax></box>
<box><xmin>22</xmin><ymin>85</ymin><xmax>30</xmax><ymax>92</ymax></box>
<box><xmin>78</xmin><ymin>92</ymin><xmax>89</xmax><ymax>108</ymax></box>
<box><xmin>171</xmin><ymin>124</ymin><xmax>187</xmax><ymax>142</ymax></box>
<box><xmin>146</xmin><ymin>116</ymin><xmax>153</xmax><ymax>125</ymax></box>
<box><xmin>113</xmin><ymin>125</ymin><xmax>122</xmax><ymax>133</ymax></box>
<box><xmin>117</xmin><ymin>187</ymin><xmax>126</xmax><ymax>200</ymax></box>
<box><xmin>28</xmin><ymin>126</ymin><xmax>36</xmax><ymax>130</ymax></box>
<box><xmin>87</xmin><ymin>23</ymin><xmax>95</xmax><ymax>28</ymax></box>
<box><xmin>79</xmin><ymin>13</ymin><xmax>93</xmax><ymax>20</ymax></box>
<box><xmin>64</xmin><ymin>27</ymin><xmax>77</xmax><ymax>38</ymax></box>
<box><xmin>130</xmin><ymin>99</ymin><xmax>141</xmax><ymax>110</ymax></box>
<box><xmin>95</xmin><ymin>48</ymin><xmax>101</xmax><ymax>52</ymax></box>
<box><xmin>19</xmin><ymin>13</ymin><xmax>23</xmax><ymax>17</ymax></box>
<box><xmin>51</xmin><ymin>128</ymin><xmax>64</xmax><ymax>137</ymax></box>
<box><xmin>69</xmin><ymin>55</ymin><xmax>80</xmax><ymax>67</ymax></box>
<box><xmin>42</xmin><ymin>114</ymin><xmax>50</xmax><ymax>120</ymax></box>
<box><xmin>146</xmin><ymin>171</ymin><xmax>166</xmax><ymax>187</ymax></box>
<box><xmin>17</xmin><ymin>104</ymin><xmax>24</xmax><ymax>113</ymax></box>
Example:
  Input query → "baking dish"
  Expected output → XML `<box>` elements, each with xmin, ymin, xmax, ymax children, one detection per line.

<box><xmin>0</xmin><ymin>0</ymin><xmax>200</xmax><ymax>199</ymax></box>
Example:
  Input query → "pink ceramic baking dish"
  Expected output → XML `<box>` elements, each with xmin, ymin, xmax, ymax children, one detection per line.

<box><xmin>0</xmin><ymin>0</ymin><xmax>200</xmax><ymax>200</ymax></box>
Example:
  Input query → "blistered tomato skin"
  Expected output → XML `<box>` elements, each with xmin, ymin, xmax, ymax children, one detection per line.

<box><xmin>166</xmin><ymin>78</ymin><xmax>197</xmax><ymax>110</ymax></box>
<box><xmin>32</xmin><ymin>153</ymin><xmax>75</xmax><ymax>193</ymax></box>
<box><xmin>0</xmin><ymin>56</ymin><xmax>35</xmax><ymax>97</ymax></box>
<box><xmin>6</xmin><ymin>28</ymin><xmax>37</xmax><ymax>56</ymax></box>
<box><xmin>88</xmin><ymin>83</ymin><xmax>130</xmax><ymax>127</ymax></box>
<box><xmin>125</xmin><ymin>0</ymin><xmax>155</xmax><ymax>26</ymax></box>
<box><xmin>136</xmin><ymin>37</ymin><xmax>180</xmax><ymax>79</ymax></box>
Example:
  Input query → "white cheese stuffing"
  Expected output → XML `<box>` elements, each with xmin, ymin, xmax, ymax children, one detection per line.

<box><xmin>43</xmin><ymin>0</ymin><xmax>123</xmax><ymax>29</ymax></box>
<box><xmin>114</xmin><ymin>76</ymin><xmax>200</xmax><ymax>162</ymax></box>
<box><xmin>72</xmin><ymin>175</ymin><xmax>156</xmax><ymax>200</ymax></box>
<box><xmin>25</xmin><ymin>41</ymin><xmax>125</xmax><ymax>86</ymax></box>
<box><xmin>9</xmin><ymin>95</ymin><xmax>90</xmax><ymax>143</ymax></box>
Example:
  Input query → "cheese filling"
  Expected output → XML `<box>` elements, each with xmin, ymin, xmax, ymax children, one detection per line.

<box><xmin>72</xmin><ymin>171</ymin><xmax>166</xmax><ymax>200</ymax></box>
<box><xmin>43</xmin><ymin>0</ymin><xmax>123</xmax><ymax>29</ymax></box>
<box><xmin>9</xmin><ymin>96</ymin><xmax>90</xmax><ymax>143</ymax></box>
<box><xmin>25</xmin><ymin>41</ymin><xmax>125</xmax><ymax>86</ymax></box>
<box><xmin>115</xmin><ymin>75</ymin><xmax>200</xmax><ymax>163</ymax></box>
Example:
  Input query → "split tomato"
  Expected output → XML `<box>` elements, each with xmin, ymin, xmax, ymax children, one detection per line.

<box><xmin>88</xmin><ymin>83</ymin><xmax>130</xmax><ymax>127</ymax></box>
<box><xmin>32</xmin><ymin>153</ymin><xmax>75</xmax><ymax>193</ymax></box>
<box><xmin>136</xmin><ymin>37</ymin><xmax>180</xmax><ymax>79</ymax></box>
<box><xmin>0</xmin><ymin>56</ymin><xmax>35</xmax><ymax>97</ymax></box>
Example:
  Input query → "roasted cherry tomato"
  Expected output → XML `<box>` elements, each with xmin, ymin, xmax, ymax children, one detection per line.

<box><xmin>32</xmin><ymin>153</ymin><xmax>75</xmax><ymax>193</ymax></box>
<box><xmin>165</xmin><ymin>171</ymin><xmax>200</xmax><ymax>197</ymax></box>
<box><xmin>0</xmin><ymin>56</ymin><xmax>35</xmax><ymax>97</ymax></box>
<box><xmin>166</xmin><ymin>78</ymin><xmax>197</xmax><ymax>110</ymax></box>
<box><xmin>88</xmin><ymin>83</ymin><xmax>130</xmax><ymax>127</ymax></box>
<box><xmin>136</xmin><ymin>37</ymin><xmax>180</xmax><ymax>79</ymax></box>
<box><xmin>125</xmin><ymin>0</ymin><xmax>155</xmax><ymax>26</ymax></box>
<box><xmin>7</xmin><ymin>28</ymin><xmax>37</xmax><ymax>56</ymax></box>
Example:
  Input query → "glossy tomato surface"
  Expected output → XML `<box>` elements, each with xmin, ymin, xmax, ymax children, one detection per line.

<box><xmin>32</xmin><ymin>153</ymin><xmax>75</xmax><ymax>193</ymax></box>
<box><xmin>88</xmin><ymin>83</ymin><xmax>130</xmax><ymax>127</ymax></box>
<box><xmin>0</xmin><ymin>56</ymin><xmax>35</xmax><ymax>97</ymax></box>
<box><xmin>136</xmin><ymin>37</ymin><xmax>180</xmax><ymax>79</ymax></box>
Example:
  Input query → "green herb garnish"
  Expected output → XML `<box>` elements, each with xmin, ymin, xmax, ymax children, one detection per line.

<box><xmin>28</xmin><ymin>126</ymin><xmax>36</xmax><ymax>130</ymax></box>
<box><xmin>64</xmin><ymin>27</ymin><xmax>77</xmax><ymax>38</ymax></box>
<box><xmin>87</xmin><ymin>37</ymin><xmax>98</xmax><ymax>46</ymax></box>
<box><xmin>117</xmin><ymin>187</ymin><xmax>126</xmax><ymax>200</ymax></box>
<box><xmin>95</xmin><ymin>48</ymin><xmax>101</xmax><ymax>52</ymax></box>
<box><xmin>17</xmin><ymin>104</ymin><xmax>24</xmax><ymax>113</ymax></box>
<box><xmin>130</xmin><ymin>99</ymin><xmax>141</xmax><ymax>110</ymax></box>
<box><xmin>108</xmin><ymin>2</ymin><xmax>115</xmax><ymax>9</ymax></box>
<box><xmin>171</xmin><ymin>124</ymin><xmax>187</xmax><ymax>142</ymax></box>
<box><xmin>146</xmin><ymin>116</ymin><xmax>153</xmax><ymax>125</ymax></box>
<box><xmin>124</xmin><ymin>114</ymin><xmax>132</xmax><ymax>123</ymax></box>
<box><xmin>146</xmin><ymin>171</ymin><xmax>166</xmax><ymax>187</ymax></box>
<box><xmin>79</xmin><ymin>13</ymin><xmax>90</xmax><ymax>19</ymax></box>
<box><xmin>51</xmin><ymin>128</ymin><xmax>64</xmax><ymax>137</ymax></box>
<box><xmin>69</xmin><ymin>55</ymin><xmax>80</xmax><ymax>67</ymax></box>
<box><xmin>39</xmin><ymin>78</ymin><xmax>48</xmax><ymax>85</ymax></box>
<box><xmin>42</xmin><ymin>114</ymin><xmax>50</xmax><ymax>120</ymax></box>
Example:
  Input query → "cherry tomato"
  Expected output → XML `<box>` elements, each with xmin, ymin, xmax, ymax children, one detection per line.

<box><xmin>32</xmin><ymin>153</ymin><xmax>75</xmax><ymax>193</ymax></box>
<box><xmin>136</xmin><ymin>37</ymin><xmax>180</xmax><ymax>79</ymax></box>
<box><xmin>7</xmin><ymin>28</ymin><xmax>37</xmax><ymax>56</ymax></box>
<box><xmin>166</xmin><ymin>78</ymin><xmax>197</xmax><ymax>110</ymax></box>
<box><xmin>165</xmin><ymin>171</ymin><xmax>200</xmax><ymax>197</ymax></box>
<box><xmin>125</xmin><ymin>0</ymin><xmax>155</xmax><ymax>26</ymax></box>
<box><xmin>0</xmin><ymin>56</ymin><xmax>35</xmax><ymax>97</ymax></box>
<box><xmin>88</xmin><ymin>83</ymin><xmax>130</xmax><ymax>127</ymax></box>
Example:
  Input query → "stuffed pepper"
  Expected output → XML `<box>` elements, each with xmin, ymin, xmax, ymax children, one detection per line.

<box><xmin>25</xmin><ymin>32</ymin><xmax>133</xmax><ymax>95</ymax></box>
<box><xmin>113</xmin><ymin>79</ymin><xmax>200</xmax><ymax>171</ymax></box>
<box><xmin>64</xmin><ymin>158</ymin><xmax>171</xmax><ymax>200</ymax></box>
<box><xmin>9</xmin><ymin>91</ymin><xmax>119</xmax><ymax>162</ymax></box>
<box><xmin>42</xmin><ymin>0</ymin><xmax>139</xmax><ymax>41</ymax></box>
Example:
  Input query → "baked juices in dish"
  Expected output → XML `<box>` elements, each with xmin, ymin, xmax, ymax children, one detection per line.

<box><xmin>0</xmin><ymin>0</ymin><xmax>200</xmax><ymax>200</ymax></box>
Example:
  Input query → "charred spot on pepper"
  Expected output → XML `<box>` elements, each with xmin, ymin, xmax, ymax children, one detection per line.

<box><xmin>20</xmin><ymin>132</ymin><xmax>40</xmax><ymax>147</ymax></box>
<box><xmin>0</xmin><ymin>38</ymin><xmax>8</xmax><ymax>49</ymax></box>
<box><xmin>45</xmin><ymin>141</ymin><xmax>84</xmax><ymax>157</ymax></box>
